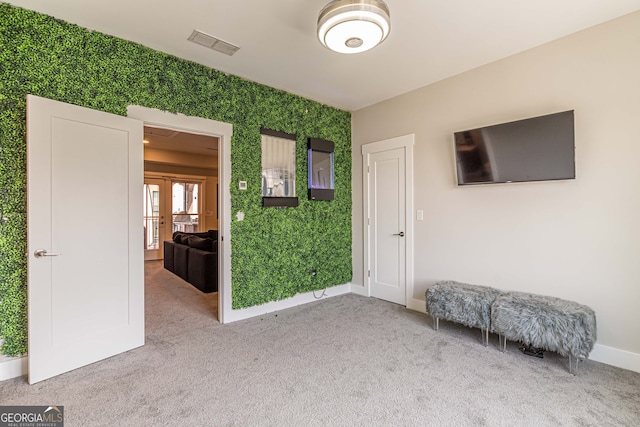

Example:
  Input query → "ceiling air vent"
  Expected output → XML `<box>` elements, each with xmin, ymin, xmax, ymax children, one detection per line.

<box><xmin>146</xmin><ymin>127</ymin><xmax>179</xmax><ymax>138</ymax></box>
<box><xmin>188</xmin><ymin>30</ymin><xmax>240</xmax><ymax>56</ymax></box>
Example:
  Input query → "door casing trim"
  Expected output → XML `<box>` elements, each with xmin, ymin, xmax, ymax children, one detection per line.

<box><xmin>128</xmin><ymin>106</ymin><xmax>233</xmax><ymax>323</ymax></box>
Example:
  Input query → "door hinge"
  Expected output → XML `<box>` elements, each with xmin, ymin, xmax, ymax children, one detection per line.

<box><xmin>367</xmin><ymin>270</ymin><xmax>370</xmax><ymax>277</ymax></box>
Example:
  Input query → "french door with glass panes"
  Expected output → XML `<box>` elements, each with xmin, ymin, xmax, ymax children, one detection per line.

<box><xmin>144</xmin><ymin>177</ymin><xmax>203</xmax><ymax>261</ymax></box>
<box><xmin>171</xmin><ymin>181</ymin><xmax>202</xmax><ymax>234</ymax></box>
<box><xmin>143</xmin><ymin>178</ymin><xmax>168</xmax><ymax>260</ymax></box>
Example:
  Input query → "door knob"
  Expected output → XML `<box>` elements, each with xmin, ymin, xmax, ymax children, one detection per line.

<box><xmin>393</xmin><ymin>232</ymin><xmax>405</xmax><ymax>237</ymax></box>
<box><xmin>34</xmin><ymin>249</ymin><xmax>61</xmax><ymax>258</ymax></box>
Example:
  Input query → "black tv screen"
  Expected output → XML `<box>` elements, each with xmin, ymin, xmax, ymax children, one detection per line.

<box><xmin>454</xmin><ymin>110</ymin><xmax>575</xmax><ymax>185</ymax></box>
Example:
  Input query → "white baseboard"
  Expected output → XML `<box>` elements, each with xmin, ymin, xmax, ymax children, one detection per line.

<box><xmin>346</xmin><ymin>284</ymin><xmax>425</xmax><ymax>313</ymax></box>
<box><xmin>349</xmin><ymin>283</ymin><xmax>368</xmax><ymax>297</ymax></box>
<box><xmin>589</xmin><ymin>343</ymin><xmax>640</xmax><ymax>373</ymax></box>
<box><xmin>223</xmin><ymin>283</ymin><xmax>352</xmax><ymax>323</ymax></box>
<box><xmin>0</xmin><ymin>356</ymin><xmax>28</xmax><ymax>381</ymax></box>
<box><xmin>406</xmin><ymin>297</ymin><xmax>425</xmax><ymax>313</ymax></box>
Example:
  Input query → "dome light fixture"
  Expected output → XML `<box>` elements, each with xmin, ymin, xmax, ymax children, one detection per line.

<box><xmin>317</xmin><ymin>0</ymin><xmax>391</xmax><ymax>54</ymax></box>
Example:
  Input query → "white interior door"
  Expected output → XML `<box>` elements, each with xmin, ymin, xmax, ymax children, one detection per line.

<box><xmin>368</xmin><ymin>148</ymin><xmax>406</xmax><ymax>304</ymax></box>
<box><xmin>27</xmin><ymin>95</ymin><xmax>144</xmax><ymax>384</ymax></box>
<box><xmin>363</xmin><ymin>135</ymin><xmax>414</xmax><ymax>306</ymax></box>
<box><xmin>144</xmin><ymin>178</ymin><xmax>167</xmax><ymax>260</ymax></box>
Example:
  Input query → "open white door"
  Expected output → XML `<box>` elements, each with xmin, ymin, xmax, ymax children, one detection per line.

<box><xmin>27</xmin><ymin>95</ymin><xmax>144</xmax><ymax>384</ymax></box>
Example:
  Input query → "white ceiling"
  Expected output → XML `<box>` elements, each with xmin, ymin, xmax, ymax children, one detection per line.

<box><xmin>144</xmin><ymin>126</ymin><xmax>218</xmax><ymax>157</ymax></box>
<box><xmin>7</xmin><ymin>0</ymin><xmax>640</xmax><ymax>111</ymax></box>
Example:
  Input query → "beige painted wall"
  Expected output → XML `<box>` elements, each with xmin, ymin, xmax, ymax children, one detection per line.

<box><xmin>204</xmin><ymin>176</ymin><xmax>218</xmax><ymax>231</ymax></box>
<box><xmin>352</xmin><ymin>11</ymin><xmax>640</xmax><ymax>356</ymax></box>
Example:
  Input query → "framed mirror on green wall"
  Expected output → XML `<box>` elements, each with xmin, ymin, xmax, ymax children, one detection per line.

<box><xmin>260</xmin><ymin>128</ymin><xmax>299</xmax><ymax>207</ymax></box>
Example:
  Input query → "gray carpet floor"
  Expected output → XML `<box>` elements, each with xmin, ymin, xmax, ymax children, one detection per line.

<box><xmin>1</xmin><ymin>261</ymin><xmax>639</xmax><ymax>426</ymax></box>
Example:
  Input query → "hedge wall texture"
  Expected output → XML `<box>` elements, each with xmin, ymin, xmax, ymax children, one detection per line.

<box><xmin>0</xmin><ymin>5</ymin><xmax>352</xmax><ymax>356</ymax></box>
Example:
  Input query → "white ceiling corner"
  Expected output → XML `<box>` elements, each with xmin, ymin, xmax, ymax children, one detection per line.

<box><xmin>6</xmin><ymin>0</ymin><xmax>640</xmax><ymax>111</ymax></box>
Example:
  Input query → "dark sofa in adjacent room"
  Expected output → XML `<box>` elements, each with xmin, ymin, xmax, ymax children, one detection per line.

<box><xmin>163</xmin><ymin>230</ymin><xmax>218</xmax><ymax>293</ymax></box>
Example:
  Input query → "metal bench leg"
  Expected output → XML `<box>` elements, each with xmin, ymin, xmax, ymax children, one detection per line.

<box><xmin>433</xmin><ymin>317</ymin><xmax>439</xmax><ymax>331</ymax></box>
<box><xmin>569</xmin><ymin>356</ymin><xmax>579</xmax><ymax>375</ymax></box>
<box><xmin>499</xmin><ymin>334</ymin><xmax>507</xmax><ymax>352</ymax></box>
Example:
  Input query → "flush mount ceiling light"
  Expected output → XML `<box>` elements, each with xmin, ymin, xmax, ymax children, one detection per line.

<box><xmin>317</xmin><ymin>0</ymin><xmax>390</xmax><ymax>54</ymax></box>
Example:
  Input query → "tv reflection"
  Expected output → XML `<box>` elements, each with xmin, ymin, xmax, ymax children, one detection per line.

<box><xmin>455</xmin><ymin>130</ymin><xmax>493</xmax><ymax>183</ymax></box>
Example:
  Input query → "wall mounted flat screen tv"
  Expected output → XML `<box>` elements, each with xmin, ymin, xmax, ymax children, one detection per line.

<box><xmin>454</xmin><ymin>110</ymin><xmax>575</xmax><ymax>185</ymax></box>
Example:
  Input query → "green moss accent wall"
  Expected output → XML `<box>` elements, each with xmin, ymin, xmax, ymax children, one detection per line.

<box><xmin>0</xmin><ymin>5</ymin><xmax>352</xmax><ymax>356</ymax></box>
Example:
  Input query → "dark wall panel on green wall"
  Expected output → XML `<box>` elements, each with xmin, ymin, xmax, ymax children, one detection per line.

<box><xmin>0</xmin><ymin>5</ymin><xmax>352</xmax><ymax>356</ymax></box>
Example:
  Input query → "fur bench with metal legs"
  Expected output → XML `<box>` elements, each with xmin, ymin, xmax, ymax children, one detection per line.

<box><xmin>491</xmin><ymin>291</ymin><xmax>597</xmax><ymax>373</ymax></box>
<box><xmin>425</xmin><ymin>280</ymin><xmax>503</xmax><ymax>346</ymax></box>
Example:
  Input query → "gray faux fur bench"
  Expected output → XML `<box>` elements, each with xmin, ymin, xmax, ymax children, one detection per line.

<box><xmin>491</xmin><ymin>292</ymin><xmax>597</xmax><ymax>373</ymax></box>
<box><xmin>425</xmin><ymin>281</ymin><xmax>503</xmax><ymax>346</ymax></box>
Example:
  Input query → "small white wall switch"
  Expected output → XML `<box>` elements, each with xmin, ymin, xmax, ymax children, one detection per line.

<box><xmin>417</xmin><ymin>210</ymin><xmax>424</xmax><ymax>221</ymax></box>
<box><xmin>236</xmin><ymin>211</ymin><xmax>245</xmax><ymax>221</ymax></box>
<box><xmin>239</xmin><ymin>181</ymin><xmax>247</xmax><ymax>190</ymax></box>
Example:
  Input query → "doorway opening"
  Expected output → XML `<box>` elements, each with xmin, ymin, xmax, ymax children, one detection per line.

<box><xmin>143</xmin><ymin>125</ymin><xmax>220</xmax><ymax>319</ymax></box>
<box><xmin>128</xmin><ymin>105</ymin><xmax>232</xmax><ymax>324</ymax></box>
